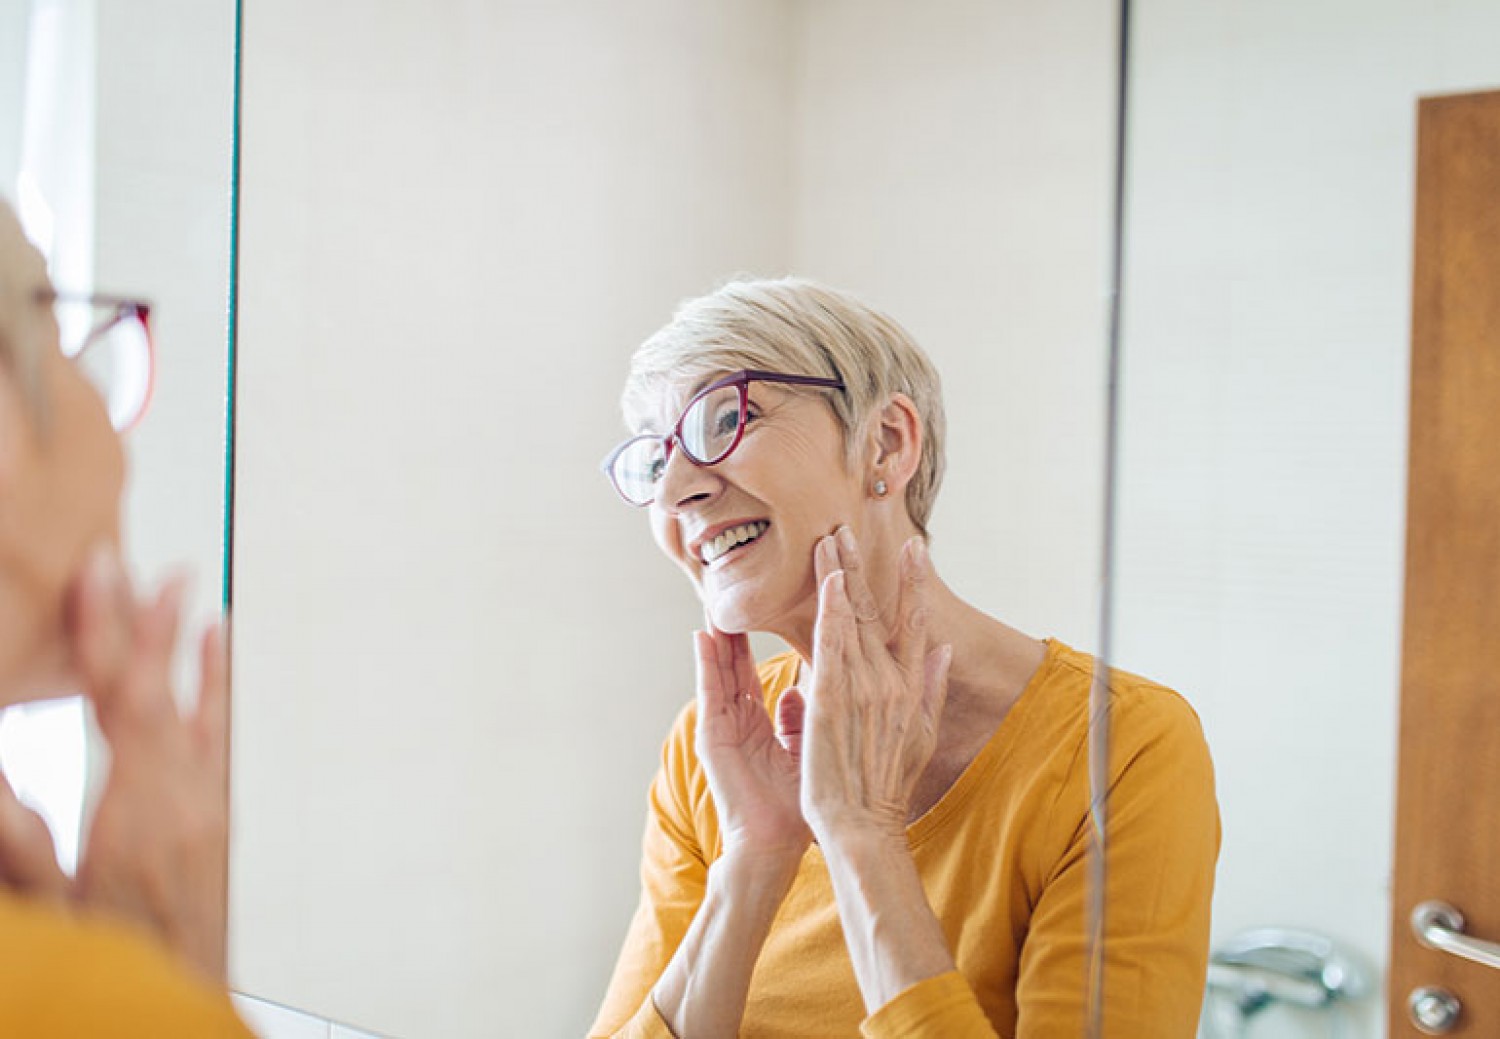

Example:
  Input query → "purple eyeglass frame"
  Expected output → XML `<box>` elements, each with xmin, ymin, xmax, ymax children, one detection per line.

<box><xmin>50</xmin><ymin>290</ymin><xmax>156</xmax><ymax>431</ymax></box>
<box><xmin>602</xmin><ymin>368</ymin><xmax>846</xmax><ymax>506</ymax></box>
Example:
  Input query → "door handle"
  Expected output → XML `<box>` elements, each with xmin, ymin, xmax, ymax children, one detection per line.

<box><xmin>1411</xmin><ymin>901</ymin><xmax>1500</xmax><ymax>971</ymax></box>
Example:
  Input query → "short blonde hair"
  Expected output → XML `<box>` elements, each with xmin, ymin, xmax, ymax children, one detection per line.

<box><xmin>622</xmin><ymin>277</ymin><xmax>947</xmax><ymax>534</ymax></box>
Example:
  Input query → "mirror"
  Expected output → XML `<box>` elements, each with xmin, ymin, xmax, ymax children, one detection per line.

<box><xmin>0</xmin><ymin>0</ymin><xmax>234</xmax><ymax>892</ymax></box>
<box><xmin>1114</xmin><ymin>2</ymin><xmax>1500</xmax><ymax>1034</ymax></box>
<box><xmin>229</xmin><ymin>2</ymin><xmax>1122</xmax><ymax>1036</ymax></box>
<box><xmin>19</xmin><ymin>0</ymin><xmax>1487</xmax><ymax>1033</ymax></box>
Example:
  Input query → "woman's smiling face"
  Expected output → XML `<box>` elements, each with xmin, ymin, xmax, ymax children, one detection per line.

<box><xmin>647</xmin><ymin>378</ymin><xmax>863</xmax><ymax>638</ymax></box>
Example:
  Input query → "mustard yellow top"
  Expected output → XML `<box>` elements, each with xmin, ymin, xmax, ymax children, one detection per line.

<box><xmin>590</xmin><ymin>639</ymin><xmax>1219</xmax><ymax>1038</ymax></box>
<box><xmin>0</xmin><ymin>890</ymin><xmax>253</xmax><ymax>1037</ymax></box>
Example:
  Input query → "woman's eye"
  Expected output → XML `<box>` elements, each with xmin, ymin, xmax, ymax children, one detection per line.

<box><xmin>648</xmin><ymin>456</ymin><xmax>667</xmax><ymax>482</ymax></box>
<box><xmin>713</xmin><ymin>407</ymin><xmax>743</xmax><ymax>435</ymax></box>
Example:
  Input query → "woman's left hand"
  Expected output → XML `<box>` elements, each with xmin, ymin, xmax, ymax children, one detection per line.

<box><xmin>797</xmin><ymin>526</ymin><xmax>952</xmax><ymax>844</ymax></box>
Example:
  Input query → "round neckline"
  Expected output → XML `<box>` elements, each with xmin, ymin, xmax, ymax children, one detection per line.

<box><xmin>903</xmin><ymin>636</ymin><xmax>1064</xmax><ymax>847</ymax></box>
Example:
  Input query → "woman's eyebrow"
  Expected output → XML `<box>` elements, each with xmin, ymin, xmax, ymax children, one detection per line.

<box><xmin>686</xmin><ymin>373</ymin><xmax>721</xmax><ymax>397</ymax></box>
<box><xmin>652</xmin><ymin>381</ymin><xmax>712</xmax><ymax>430</ymax></box>
<box><xmin>31</xmin><ymin>285</ymin><xmax>58</xmax><ymax>305</ymax></box>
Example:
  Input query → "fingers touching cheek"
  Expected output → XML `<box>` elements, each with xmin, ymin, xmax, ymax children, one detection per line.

<box><xmin>67</xmin><ymin>546</ymin><xmax>133</xmax><ymax>696</ymax></box>
<box><xmin>813</xmin><ymin>534</ymin><xmax>840</xmax><ymax>586</ymax></box>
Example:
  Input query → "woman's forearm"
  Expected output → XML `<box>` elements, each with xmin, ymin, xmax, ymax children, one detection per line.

<box><xmin>821</xmin><ymin>829</ymin><xmax>955</xmax><ymax>1015</ymax></box>
<box><xmin>650</xmin><ymin>848</ymin><xmax>801</xmax><ymax>1038</ymax></box>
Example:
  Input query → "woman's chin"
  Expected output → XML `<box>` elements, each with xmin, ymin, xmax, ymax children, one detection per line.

<box><xmin>704</xmin><ymin>602</ymin><xmax>751</xmax><ymax>634</ymax></box>
<box><xmin>700</xmin><ymin>570</ymin><xmax>815</xmax><ymax>641</ymax></box>
<box><xmin>702</xmin><ymin>589</ymin><xmax>766</xmax><ymax>635</ymax></box>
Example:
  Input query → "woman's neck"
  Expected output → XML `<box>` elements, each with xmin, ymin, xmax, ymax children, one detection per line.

<box><xmin>776</xmin><ymin>550</ymin><xmax>1046</xmax><ymax>718</ymax></box>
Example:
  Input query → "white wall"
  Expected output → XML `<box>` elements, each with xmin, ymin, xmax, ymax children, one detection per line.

<box><xmin>789</xmin><ymin>0</ymin><xmax>1116</xmax><ymax>646</ymax></box>
<box><xmin>1115</xmin><ymin>2</ymin><xmax>1500</xmax><ymax>1034</ymax></box>
<box><xmin>232</xmin><ymin>4</ymin><xmax>795</xmax><ymax>1037</ymax></box>
<box><xmin>95</xmin><ymin>0</ymin><xmax>236</xmax><ymax>654</ymax></box>
<box><xmin>231</xmin><ymin>2</ymin><xmax>1115</xmax><ymax>1037</ymax></box>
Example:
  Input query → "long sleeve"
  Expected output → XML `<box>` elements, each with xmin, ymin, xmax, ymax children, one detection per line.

<box><xmin>862</xmin><ymin>972</ymin><xmax>1001</xmax><ymax>1038</ymax></box>
<box><xmin>1015</xmin><ymin>678</ymin><xmax>1220</xmax><ymax>1038</ymax></box>
<box><xmin>862</xmin><ymin>668</ymin><xmax>1218</xmax><ymax>1038</ymax></box>
<box><xmin>589</xmin><ymin>701</ymin><xmax>715</xmax><ymax>1039</ymax></box>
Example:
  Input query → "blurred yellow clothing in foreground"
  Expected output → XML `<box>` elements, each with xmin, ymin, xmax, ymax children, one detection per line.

<box><xmin>0</xmin><ymin>890</ymin><xmax>252</xmax><ymax>1037</ymax></box>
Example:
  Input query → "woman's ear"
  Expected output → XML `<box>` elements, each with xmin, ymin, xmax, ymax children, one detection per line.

<box><xmin>868</xmin><ymin>392</ymin><xmax>922</xmax><ymax>497</ymax></box>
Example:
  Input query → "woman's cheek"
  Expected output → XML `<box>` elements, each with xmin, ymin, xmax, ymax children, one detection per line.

<box><xmin>648</xmin><ymin>508</ymin><xmax>695</xmax><ymax>579</ymax></box>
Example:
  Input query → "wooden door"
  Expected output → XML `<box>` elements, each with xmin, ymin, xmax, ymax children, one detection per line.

<box><xmin>1390</xmin><ymin>88</ymin><xmax>1500</xmax><ymax>1035</ymax></box>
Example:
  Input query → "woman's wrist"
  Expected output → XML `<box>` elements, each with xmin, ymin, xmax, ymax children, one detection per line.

<box><xmin>816</xmin><ymin>823</ymin><xmax>911</xmax><ymax>879</ymax></box>
<box><xmin>650</xmin><ymin>843</ymin><xmax>802</xmax><ymax>1039</ymax></box>
<box><xmin>714</xmin><ymin>842</ymin><xmax>806</xmax><ymax>898</ymax></box>
<box><xmin>807</xmin><ymin>809</ymin><xmax>907</xmax><ymax>856</ymax></box>
<box><xmin>818</xmin><ymin>827</ymin><xmax>955</xmax><ymax>1014</ymax></box>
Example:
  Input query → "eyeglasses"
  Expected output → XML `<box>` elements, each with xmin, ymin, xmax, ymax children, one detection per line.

<box><xmin>54</xmin><ymin>293</ymin><xmax>155</xmax><ymax>431</ymax></box>
<box><xmin>602</xmin><ymin>368</ymin><xmax>845</xmax><ymax>507</ymax></box>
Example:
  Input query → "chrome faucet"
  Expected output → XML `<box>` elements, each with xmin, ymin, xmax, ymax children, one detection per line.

<box><xmin>1201</xmin><ymin>928</ymin><xmax>1366</xmax><ymax>1038</ymax></box>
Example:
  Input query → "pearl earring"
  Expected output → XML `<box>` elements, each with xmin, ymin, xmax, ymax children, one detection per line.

<box><xmin>873</xmin><ymin>479</ymin><xmax>888</xmax><ymax>497</ymax></box>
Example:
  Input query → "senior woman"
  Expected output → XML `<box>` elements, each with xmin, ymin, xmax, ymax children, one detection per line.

<box><xmin>591</xmin><ymin>278</ymin><xmax>1219</xmax><ymax>1038</ymax></box>
<box><xmin>0</xmin><ymin>199</ymin><xmax>251</xmax><ymax>1035</ymax></box>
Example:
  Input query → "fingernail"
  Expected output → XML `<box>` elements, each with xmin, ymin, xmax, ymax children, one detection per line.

<box><xmin>814</xmin><ymin>535</ymin><xmax>833</xmax><ymax>567</ymax></box>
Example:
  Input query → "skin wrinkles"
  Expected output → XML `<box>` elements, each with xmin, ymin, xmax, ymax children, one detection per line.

<box><xmin>649</xmin><ymin>384</ymin><xmax>869</xmax><ymax>646</ymax></box>
<box><xmin>635</xmin><ymin>349</ymin><xmax>1054</xmax><ymax>1039</ymax></box>
<box><xmin>595</xmin><ymin>279</ymin><xmax>1202</xmax><ymax>1039</ymax></box>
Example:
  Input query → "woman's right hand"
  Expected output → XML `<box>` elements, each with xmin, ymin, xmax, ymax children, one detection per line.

<box><xmin>67</xmin><ymin>548</ymin><xmax>232</xmax><ymax>983</ymax></box>
<box><xmin>693</xmin><ymin>625</ymin><xmax>810</xmax><ymax>862</ymax></box>
<box><xmin>643</xmin><ymin>627</ymin><xmax>807</xmax><ymax>1039</ymax></box>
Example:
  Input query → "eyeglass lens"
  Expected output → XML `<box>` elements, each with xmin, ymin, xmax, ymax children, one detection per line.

<box><xmin>680</xmin><ymin>383</ymin><xmax>744</xmax><ymax>465</ymax></box>
<box><xmin>612</xmin><ymin>383</ymin><xmax>746</xmax><ymax>504</ymax></box>
<box><xmin>57</xmin><ymin>302</ymin><xmax>152</xmax><ymax>431</ymax></box>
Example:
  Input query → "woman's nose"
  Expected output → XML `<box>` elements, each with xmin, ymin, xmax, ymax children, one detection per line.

<box><xmin>657</xmin><ymin>440</ymin><xmax>719</xmax><ymax>512</ymax></box>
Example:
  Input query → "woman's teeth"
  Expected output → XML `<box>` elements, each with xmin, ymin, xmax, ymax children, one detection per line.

<box><xmin>701</xmin><ymin>521</ymin><xmax>770</xmax><ymax>565</ymax></box>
